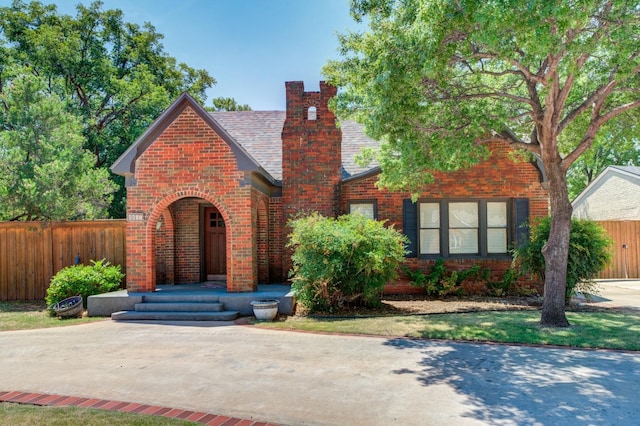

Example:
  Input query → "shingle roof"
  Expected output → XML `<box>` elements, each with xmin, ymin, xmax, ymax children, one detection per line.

<box><xmin>610</xmin><ymin>165</ymin><xmax>640</xmax><ymax>177</ymax></box>
<box><xmin>210</xmin><ymin>111</ymin><xmax>379</xmax><ymax>182</ymax></box>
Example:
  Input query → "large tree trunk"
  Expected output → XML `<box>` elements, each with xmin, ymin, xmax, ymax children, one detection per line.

<box><xmin>540</xmin><ymin>158</ymin><xmax>572</xmax><ymax>327</ymax></box>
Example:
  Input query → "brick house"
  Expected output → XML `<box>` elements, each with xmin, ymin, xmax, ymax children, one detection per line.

<box><xmin>112</xmin><ymin>81</ymin><xmax>548</xmax><ymax>294</ymax></box>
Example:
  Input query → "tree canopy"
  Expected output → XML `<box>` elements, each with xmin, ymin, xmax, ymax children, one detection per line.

<box><xmin>0</xmin><ymin>0</ymin><xmax>216</xmax><ymax>218</ymax></box>
<box><xmin>0</xmin><ymin>71</ymin><xmax>115</xmax><ymax>220</ymax></box>
<box><xmin>208</xmin><ymin>96</ymin><xmax>252</xmax><ymax>112</ymax></box>
<box><xmin>324</xmin><ymin>0</ymin><xmax>640</xmax><ymax>326</ymax></box>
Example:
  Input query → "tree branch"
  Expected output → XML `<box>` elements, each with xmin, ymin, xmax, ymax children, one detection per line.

<box><xmin>562</xmin><ymin>98</ymin><xmax>640</xmax><ymax>170</ymax></box>
<box><xmin>493</xmin><ymin>129</ymin><xmax>541</xmax><ymax>155</ymax></box>
<box><xmin>470</xmin><ymin>50</ymin><xmax>546</xmax><ymax>84</ymax></box>
<box><xmin>558</xmin><ymin>77</ymin><xmax>617</xmax><ymax>132</ymax></box>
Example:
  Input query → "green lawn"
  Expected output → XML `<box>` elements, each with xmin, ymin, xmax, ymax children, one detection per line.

<box><xmin>0</xmin><ymin>301</ymin><xmax>105</xmax><ymax>331</ymax></box>
<box><xmin>0</xmin><ymin>403</ymin><xmax>196</xmax><ymax>425</ymax></box>
<box><xmin>256</xmin><ymin>310</ymin><xmax>640</xmax><ymax>351</ymax></box>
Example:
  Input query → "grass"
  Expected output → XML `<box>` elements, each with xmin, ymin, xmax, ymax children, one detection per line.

<box><xmin>0</xmin><ymin>301</ymin><xmax>105</xmax><ymax>331</ymax></box>
<box><xmin>256</xmin><ymin>310</ymin><xmax>640</xmax><ymax>351</ymax></box>
<box><xmin>0</xmin><ymin>402</ymin><xmax>196</xmax><ymax>425</ymax></box>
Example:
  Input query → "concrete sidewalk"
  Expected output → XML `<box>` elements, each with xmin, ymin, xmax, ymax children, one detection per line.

<box><xmin>1</xmin><ymin>320</ymin><xmax>639</xmax><ymax>425</ymax></box>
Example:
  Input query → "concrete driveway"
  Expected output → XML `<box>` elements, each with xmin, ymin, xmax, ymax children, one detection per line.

<box><xmin>578</xmin><ymin>280</ymin><xmax>640</xmax><ymax>312</ymax></box>
<box><xmin>1</xmin><ymin>320</ymin><xmax>639</xmax><ymax>425</ymax></box>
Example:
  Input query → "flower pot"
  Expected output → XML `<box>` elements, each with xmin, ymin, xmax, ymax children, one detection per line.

<box><xmin>52</xmin><ymin>295</ymin><xmax>83</xmax><ymax>318</ymax></box>
<box><xmin>250</xmin><ymin>299</ymin><xmax>279</xmax><ymax>321</ymax></box>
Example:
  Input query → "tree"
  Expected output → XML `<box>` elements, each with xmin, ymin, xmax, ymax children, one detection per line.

<box><xmin>565</xmin><ymin>122</ymin><xmax>640</xmax><ymax>200</ymax></box>
<box><xmin>513</xmin><ymin>217</ymin><xmax>612</xmax><ymax>303</ymax></box>
<box><xmin>208</xmin><ymin>96</ymin><xmax>252</xmax><ymax>112</ymax></box>
<box><xmin>0</xmin><ymin>0</ymin><xmax>216</xmax><ymax>217</ymax></box>
<box><xmin>324</xmin><ymin>0</ymin><xmax>640</xmax><ymax>326</ymax></box>
<box><xmin>0</xmin><ymin>71</ymin><xmax>115</xmax><ymax>221</ymax></box>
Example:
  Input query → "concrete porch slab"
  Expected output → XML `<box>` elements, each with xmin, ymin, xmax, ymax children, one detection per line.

<box><xmin>87</xmin><ymin>284</ymin><xmax>295</xmax><ymax>317</ymax></box>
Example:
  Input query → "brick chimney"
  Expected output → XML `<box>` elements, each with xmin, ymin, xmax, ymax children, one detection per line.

<box><xmin>281</xmin><ymin>81</ymin><xmax>342</xmax><ymax>220</ymax></box>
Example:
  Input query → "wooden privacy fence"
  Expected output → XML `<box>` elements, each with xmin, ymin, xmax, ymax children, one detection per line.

<box><xmin>0</xmin><ymin>220</ymin><xmax>126</xmax><ymax>301</ymax></box>
<box><xmin>597</xmin><ymin>221</ymin><xmax>640</xmax><ymax>279</ymax></box>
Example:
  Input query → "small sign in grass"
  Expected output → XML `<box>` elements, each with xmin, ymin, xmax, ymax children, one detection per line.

<box><xmin>256</xmin><ymin>311</ymin><xmax>640</xmax><ymax>351</ymax></box>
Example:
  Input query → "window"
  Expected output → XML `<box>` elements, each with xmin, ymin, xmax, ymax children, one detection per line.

<box><xmin>448</xmin><ymin>202</ymin><xmax>479</xmax><ymax>254</ymax></box>
<box><xmin>417</xmin><ymin>200</ymin><xmax>510</xmax><ymax>257</ymax></box>
<box><xmin>419</xmin><ymin>202</ymin><xmax>440</xmax><ymax>254</ymax></box>
<box><xmin>348</xmin><ymin>200</ymin><xmax>377</xmax><ymax>220</ymax></box>
<box><xmin>487</xmin><ymin>202</ymin><xmax>508</xmax><ymax>254</ymax></box>
<box><xmin>307</xmin><ymin>106</ymin><xmax>317</xmax><ymax>121</ymax></box>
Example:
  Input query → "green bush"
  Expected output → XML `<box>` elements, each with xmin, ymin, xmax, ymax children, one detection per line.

<box><xmin>287</xmin><ymin>212</ymin><xmax>408</xmax><ymax>313</ymax></box>
<box><xmin>405</xmin><ymin>259</ymin><xmax>462</xmax><ymax>296</ymax></box>
<box><xmin>46</xmin><ymin>259</ymin><xmax>124</xmax><ymax>312</ymax></box>
<box><xmin>407</xmin><ymin>261</ymin><xmax>519</xmax><ymax>297</ymax></box>
<box><xmin>512</xmin><ymin>217</ymin><xmax>612</xmax><ymax>303</ymax></box>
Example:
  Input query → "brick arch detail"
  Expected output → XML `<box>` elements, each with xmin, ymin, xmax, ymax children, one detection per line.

<box><xmin>154</xmin><ymin>207</ymin><xmax>176</xmax><ymax>284</ymax></box>
<box><xmin>144</xmin><ymin>188</ymin><xmax>234</xmax><ymax>291</ymax></box>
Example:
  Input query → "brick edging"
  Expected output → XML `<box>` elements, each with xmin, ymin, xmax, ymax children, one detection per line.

<box><xmin>0</xmin><ymin>391</ymin><xmax>277</xmax><ymax>426</ymax></box>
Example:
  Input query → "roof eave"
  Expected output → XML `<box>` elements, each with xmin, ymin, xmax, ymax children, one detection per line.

<box><xmin>342</xmin><ymin>166</ymin><xmax>381</xmax><ymax>183</ymax></box>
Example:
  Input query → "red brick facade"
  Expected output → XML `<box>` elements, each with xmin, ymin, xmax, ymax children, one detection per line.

<box><xmin>342</xmin><ymin>141</ymin><xmax>548</xmax><ymax>294</ymax></box>
<box><xmin>113</xmin><ymin>82</ymin><xmax>548</xmax><ymax>294</ymax></box>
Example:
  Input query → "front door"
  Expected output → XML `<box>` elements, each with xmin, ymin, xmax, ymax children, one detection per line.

<box><xmin>204</xmin><ymin>207</ymin><xmax>226</xmax><ymax>280</ymax></box>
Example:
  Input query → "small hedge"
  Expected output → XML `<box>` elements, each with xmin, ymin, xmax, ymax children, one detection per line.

<box><xmin>512</xmin><ymin>217</ymin><xmax>612</xmax><ymax>303</ymax></box>
<box><xmin>287</xmin><ymin>212</ymin><xmax>408</xmax><ymax>313</ymax></box>
<box><xmin>46</xmin><ymin>259</ymin><xmax>124</xmax><ymax>313</ymax></box>
<box><xmin>405</xmin><ymin>259</ymin><xmax>519</xmax><ymax>297</ymax></box>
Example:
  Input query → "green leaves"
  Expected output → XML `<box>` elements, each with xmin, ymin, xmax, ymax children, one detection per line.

<box><xmin>45</xmin><ymin>259</ymin><xmax>124</xmax><ymax>310</ymax></box>
<box><xmin>325</xmin><ymin>0</ymin><xmax>640</xmax><ymax>194</ymax></box>
<box><xmin>0</xmin><ymin>1</ymin><xmax>217</xmax><ymax>217</ymax></box>
<box><xmin>512</xmin><ymin>217</ymin><xmax>613</xmax><ymax>303</ymax></box>
<box><xmin>0</xmin><ymin>71</ymin><xmax>115</xmax><ymax>221</ymax></box>
<box><xmin>287</xmin><ymin>212</ymin><xmax>408</xmax><ymax>312</ymax></box>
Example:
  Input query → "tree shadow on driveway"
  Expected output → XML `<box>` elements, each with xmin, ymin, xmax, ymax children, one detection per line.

<box><xmin>384</xmin><ymin>338</ymin><xmax>640</xmax><ymax>425</ymax></box>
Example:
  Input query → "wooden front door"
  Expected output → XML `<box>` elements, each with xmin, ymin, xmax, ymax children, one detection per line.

<box><xmin>204</xmin><ymin>207</ymin><xmax>226</xmax><ymax>278</ymax></box>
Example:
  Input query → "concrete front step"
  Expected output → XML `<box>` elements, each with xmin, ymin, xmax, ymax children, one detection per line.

<box><xmin>142</xmin><ymin>294</ymin><xmax>220</xmax><ymax>303</ymax></box>
<box><xmin>111</xmin><ymin>293</ymin><xmax>236</xmax><ymax>321</ymax></box>
<box><xmin>134</xmin><ymin>302</ymin><xmax>225</xmax><ymax>312</ymax></box>
<box><xmin>111</xmin><ymin>310</ymin><xmax>239</xmax><ymax>321</ymax></box>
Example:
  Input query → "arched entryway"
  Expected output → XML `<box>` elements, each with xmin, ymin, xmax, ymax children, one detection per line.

<box><xmin>145</xmin><ymin>191</ymin><xmax>232</xmax><ymax>289</ymax></box>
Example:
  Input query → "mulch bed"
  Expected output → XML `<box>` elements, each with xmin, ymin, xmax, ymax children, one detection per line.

<box><xmin>292</xmin><ymin>294</ymin><xmax>634</xmax><ymax>317</ymax></box>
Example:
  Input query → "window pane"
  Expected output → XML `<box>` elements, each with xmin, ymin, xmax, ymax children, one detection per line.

<box><xmin>349</xmin><ymin>203</ymin><xmax>375</xmax><ymax>220</ymax></box>
<box><xmin>487</xmin><ymin>229</ymin><xmax>507</xmax><ymax>253</ymax></box>
<box><xmin>449</xmin><ymin>229</ymin><xmax>478</xmax><ymax>254</ymax></box>
<box><xmin>420</xmin><ymin>203</ymin><xmax>440</xmax><ymax>228</ymax></box>
<box><xmin>420</xmin><ymin>229</ymin><xmax>440</xmax><ymax>254</ymax></box>
<box><xmin>449</xmin><ymin>202</ymin><xmax>478</xmax><ymax>228</ymax></box>
<box><xmin>487</xmin><ymin>202</ymin><xmax>507</xmax><ymax>227</ymax></box>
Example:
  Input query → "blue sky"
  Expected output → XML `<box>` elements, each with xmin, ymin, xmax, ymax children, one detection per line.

<box><xmin>3</xmin><ymin>0</ymin><xmax>363</xmax><ymax>110</ymax></box>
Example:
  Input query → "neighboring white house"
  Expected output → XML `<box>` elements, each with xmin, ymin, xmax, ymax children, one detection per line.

<box><xmin>572</xmin><ymin>166</ymin><xmax>640</xmax><ymax>221</ymax></box>
<box><xmin>572</xmin><ymin>165</ymin><xmax>640</xmax><ymax>279</ymax></box>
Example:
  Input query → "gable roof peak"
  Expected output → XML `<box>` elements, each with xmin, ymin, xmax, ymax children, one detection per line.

<box><xmin>111</xmin><ymin>92</ymin><xmax>275</xmax><ymax>185</ymax></box>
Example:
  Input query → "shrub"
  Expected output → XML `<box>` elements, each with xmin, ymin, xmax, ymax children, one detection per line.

<box><xmin>287</xmin><ymin>212</ymin><xmax>408</xmax><ymax>312</ymax></box>
<box><xmin>407</xmin><ymin>261</ymin><xmax>519</xmax><ymax>297</ymax></box>
<box><xmin>512</xmin><ymin>217</ymin><xmax>612</xmax><ymax>303</ymax></box>
<box><xmin>46</xmin><ymin>259</ymin><xmax>124</xmax><ymax>312</ymax></box>
<box><xmin>405</xmin><ymin>259</ymin><xmax>462</xmax><ymax>296</ymax></box>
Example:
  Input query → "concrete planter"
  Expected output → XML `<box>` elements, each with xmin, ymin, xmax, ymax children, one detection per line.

<box><xmin>52</xmin><ymin>295</ymin><xmax>83</xmax><ymax>318</ymax></box>
<box><xmin>250</xmin><ymin>299</ymin><xmax>279</xmax><ymax>321</ymax></box>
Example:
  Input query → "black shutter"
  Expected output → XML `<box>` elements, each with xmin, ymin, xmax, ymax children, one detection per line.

<box><xmin>403</xmin><ymin>199</ymin><xmax>418</xmax><ymax>257</ymax></box>
<box><xmin>514</xmin><ymin>198</ymin><xmax>530</xmax><ymax>247</ymax></box>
